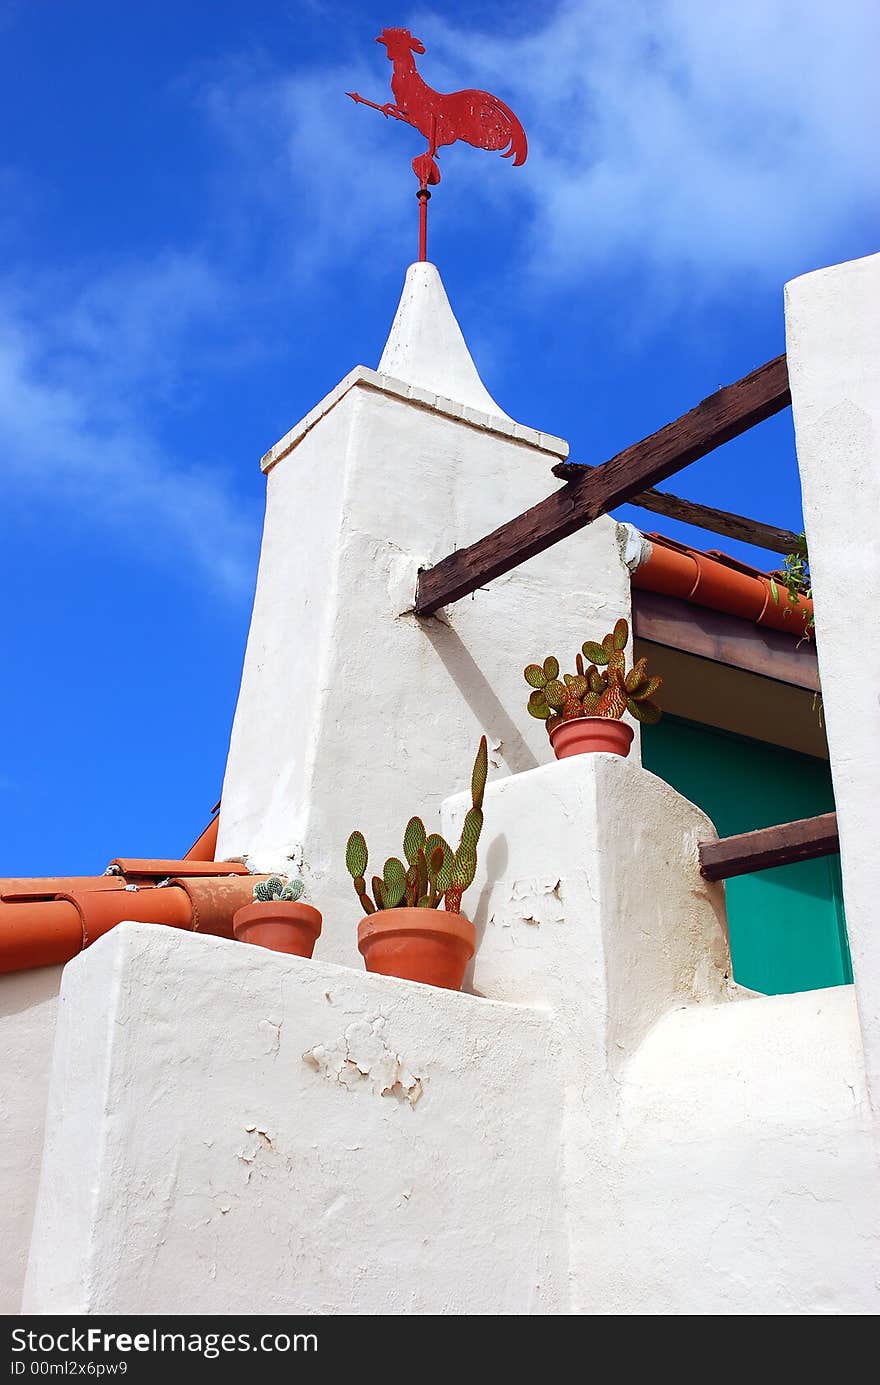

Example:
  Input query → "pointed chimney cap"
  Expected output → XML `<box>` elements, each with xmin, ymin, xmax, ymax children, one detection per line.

<box><xmin>378</xmin><ymin>262</ymin><xmax>511</xmax><ymax>421</ymax></box>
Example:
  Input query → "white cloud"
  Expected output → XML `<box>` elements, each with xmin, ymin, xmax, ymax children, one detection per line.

<box><xmin>218</xmin><ymin>1</ymin><xmax>876</xmax><ymax>294</ymax></box>
<box><xmin>0</xmin><ymin>256</ymin><xmax>259</xmax><ymax>599</ymax></box>
<box><xmin>419</xmin><ymin>0</ymin><xmax>879</xmax><ymax>286</ymax></box>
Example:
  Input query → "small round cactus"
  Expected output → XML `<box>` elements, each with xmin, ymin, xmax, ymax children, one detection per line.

<box><xmin>253</xmin><ymin>875</ymin><xmax>305</xmax><ymax>904</ymax></box>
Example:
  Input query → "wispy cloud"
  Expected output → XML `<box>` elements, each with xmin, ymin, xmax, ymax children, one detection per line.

<box><xmin>420</xmin><ymin>0</ymin><xmax>879</xmax><ymax>286</ymax></box>
<box><xmin>0</xmin><ymin>255</ymin><xmax>259</xmax><ymax>598</ymax></box>
<box><xmin>212</xmin><ymin>0</ymin><xmax>876</xmax><ymax>294</ymax></box>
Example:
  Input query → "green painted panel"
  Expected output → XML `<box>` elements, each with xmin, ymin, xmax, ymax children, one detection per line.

<box><xmin>641</xmin><ymin>717</ymin><xmax>852</xmax><ymax>996</ymax></box>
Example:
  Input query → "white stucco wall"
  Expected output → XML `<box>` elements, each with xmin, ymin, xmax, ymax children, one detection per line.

<box><xmin>219</xmin><ymin>264</ymin><xmax>636</xmax><ymax>970</ymax></box>
<box><xmin>786</xmin><ymin>251</ymin><xmax>880</xmax><ymax>1104</ymax></box>
<box><xmin>441</xmin><ymin>754</ymin><xmax>879</xmax><ymax>1314</ymax></box>
<box><xmin>25</xmin><ymin>760</ymin><xmax>879</xmax><ymax>1315</ymax></box>
<box><xmin>0</xmin><ymin>966</ymin><xmax>61</xmax><ymax>1312</ymax></box>
<box><xmin>23</xmin><ymin>923</ymin><xmax>564</xmax><ymax>1316</ymax></box>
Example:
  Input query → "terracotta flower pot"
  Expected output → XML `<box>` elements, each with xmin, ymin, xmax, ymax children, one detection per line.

<box><xmin>548</xmin><ymin>716</ymin><xmax>634</xmax><ymax>760</ymax></box>
<box><xmin>357</xmin><ymin>907</ymin><xmax>476</xmax><ymax>991</ymax></box>
<box><xmin>232</xmin><ymin>900</ymin><xmax>322</xmax><ymax>958</ymax></box>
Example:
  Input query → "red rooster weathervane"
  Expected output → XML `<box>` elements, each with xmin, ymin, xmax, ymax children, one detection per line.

<box><xmin>348</xmin><ymin>27</ymin><xmax>527</xmax><ymax>262</ymax></box>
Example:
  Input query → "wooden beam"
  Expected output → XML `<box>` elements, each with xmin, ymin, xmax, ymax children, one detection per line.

<box><xmin>699</xmin><ymin>812</ymin><xmax>839</xmax><ymax>881</ymax></box>
<box><xmin>550</xmin><ymin>471</ymin><xmax>800</xmax><ymax>556</ymax></box>
<box><xmin>415</xmin><ymin>355</ymin><xmax>791</xmax><ymax>616</ymax></box>
<box><xmin>631</xmin><ymin>590</ymin><xmax>819</xmax><ymax>691</ymax></box>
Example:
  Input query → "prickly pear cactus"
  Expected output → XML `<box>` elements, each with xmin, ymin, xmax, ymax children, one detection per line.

<box><xmin>524</xmin><ymin>617</ymin><xmax>663</xmax><ymax>734</ymax></box>
<box><xmin>344</xmin><ymin>737</ymin><xmax>488</xmax><ymax>918</ymax></box>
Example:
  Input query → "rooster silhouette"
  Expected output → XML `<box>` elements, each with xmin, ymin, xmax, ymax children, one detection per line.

<box><xmin>349</xmin><ymin>27</ymin><xmax>527</xmax><ymax>189</ymax></box>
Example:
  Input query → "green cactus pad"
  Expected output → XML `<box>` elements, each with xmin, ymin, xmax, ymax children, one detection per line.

<box><xmin>612</xmin><ymin>617</ymin><xmax>629</xmax><ymax>650</ymax></box>
<box><xmin>423</xmin><ymin>832</ymin><xmax>450</xmax><ymax>862</ymax></box>
<box><xmin>383</xmin><ymin>857</ymin><xmax>407</xmax><ymax>908</ymax></box>
<box><xmin>528</xmin><ymin>689</ymin><xmax>550</xmax><ymax>719</ymax></box>
<box><xmin>543</xmin><ymin>655</ymin><xmax>560</xmax><ymax>680</ymax></box>
<box><xmin>626</xmin><ymin>696</ymin><xmax>662</xmax><ymax>724</ymax></box>
<box><xmin>471</xmin><ymin>736</ymin><xmax>488</xmax><ymax>809</ymax></box>
<box><xmin>346</xmin><ymin>831</ymin><xmax>368</xmax><ymax>879</ymax></box>
<box><xmin>624</xmin><ymin>662</ymin><xmax>646</xmax><ymax>694</ymax></box>
<box><xmin>608</xmin><ymin>649</ymin><xmax>626</xmax><ymax>681</ymax></box>
<box><xmin>461</xmin><ymin>807</ymin><xmax>484</xmax><ymax>850</ymax></box>
<box><xmin>436</xmin><ymin>856</ymin><xmax>456</xmax><ymax>894</ymax></box>
<box><xmin>452</xmin><ymin>842</ymin><xmax>478</xmax><ymax>889</ymax></box>
<box><xmin>253</xmin><ymin>879</ymin><xmax>272</xmax><ymax>903</ymax></box>
<box><xmin>371</xmin><ymin>876</ymin><xmax>386</xmax><ymax>911</ymax></box>
<box><xmin>544</xmin><ymin>679</ymin><xmax>567</xmax><ymax>709</ymax></box>
<box><xmin>582</xmin><ymin>691</ymin><xmax>601</xmax><ymax>714</ymax></box>
<box><xmin>636</xmin><ymin>675</ymin><xmax>663</xmax><ymax>700</ymax></box>
<box><xmin>582</xmin><ymin>641</ymin><xmax>608</xmax><ymax>665</ymax></box>
<box><xmin>403</xmin><ymin>816</ymin><xmax>426</xmax><ymax>866</ymax></box>
<box><xmin>524</xmin><ymin>663</ymin><xmax>547</xmax><ymax>689</ymax></box>
<box><xmin>280</xmin><ymin>879</ymin><xmax>304</xmax><ymax>903</ymax></box>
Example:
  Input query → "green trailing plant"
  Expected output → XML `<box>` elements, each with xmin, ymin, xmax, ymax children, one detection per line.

<box><xmin>345</xmin><ymin>737</ymin><xmax>488</xmax><ymax>916</ymax></box>
<box><xmin>770</xmin><ymin>532</ymin><xmax>815</xmax><ymax>632</ymax></box>
<box><xmin>524</xmin><ymin>617</ymin><xmax>663</xmax><ymax>733</ymax></box>
<box><xmin>253</xmin><ymin>874</ymin><xmax>305</xmax><ymax>903</ymax></box>
<box><xmin>771</xmin><ymin>532</ymin><xmax>822</xmax><ymax>724</ymax></box>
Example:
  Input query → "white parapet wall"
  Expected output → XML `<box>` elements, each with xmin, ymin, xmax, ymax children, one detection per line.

<box><xmin>786</xmin><ymin>251</ymin><xmax>880</xmax><ymax>1107</ymax></box>
<box><xmin>0</xmin><ymin>966</ymin><xmax>62</xmax><ymax>1314</ymax></box>
<box><xmin>25</xmin><ymin>757</ymin><xmax>880</xmax><ymax>1315</ymax></box>
<box><xmin>23</xmin><ymin>923</ymin><xmax>565</xmax><ymax>1316</ymax></box>
<box><xmin>447</xmin><ymin>753</ymin><xmax>880</xmax><ymax>1314</ymax></box>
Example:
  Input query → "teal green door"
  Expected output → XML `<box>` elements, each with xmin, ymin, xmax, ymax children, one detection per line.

<box><xmin>641</xmin><ymin>718</ymin><xmax>851</xmax><ymax>995</ymax></box>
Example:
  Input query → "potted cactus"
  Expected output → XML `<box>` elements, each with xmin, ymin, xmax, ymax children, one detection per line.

<box><xmin>525</xmin><ymin>617</ymin><xmax>662</xmax><ymax>760</ymax></box>
<box><xmin>232</xmin><ymin>875</ymin><xmax>322</xmax><ymax>958</ymax></box>
<box><xmin>345</xmin><ymin>737</ymin><xmax>488</xmax><ymax>991</ymax></box>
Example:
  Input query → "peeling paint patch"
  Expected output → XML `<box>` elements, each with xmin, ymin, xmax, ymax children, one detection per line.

<box><xmin>303</xmin><ymin>1016</ymin><xmax>424</xmax><ymax>1107</ymax></box>
<box><xmin>489</xmin><ymin>877</ymin><xmax>565</xmax><ymax>930</ymax></box>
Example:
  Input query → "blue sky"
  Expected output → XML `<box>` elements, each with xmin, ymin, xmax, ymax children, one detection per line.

<box><xmin>1</xmin><ymin>0</ymin><xmax>876</xmax><ymax>874</ymax></box>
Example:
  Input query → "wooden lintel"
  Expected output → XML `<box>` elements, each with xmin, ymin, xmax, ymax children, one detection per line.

<box><xmin>415</xmin><ymin>355</ymin><xmax>791</xmax><ymax>616</ymax></box>
<box><xmin>550</xmin><ymin>470</ymin><xmax>801</xmax><ymax>556</ymax></box>
<box><xmin>632</xmin><ymin>590</ymin><xmax>819</xmax><ymax>691</ymax></box>
<box><xmin>699</xmin><ymin>812</ymin><xmax>839</xmax><ymax>881</ymax></box>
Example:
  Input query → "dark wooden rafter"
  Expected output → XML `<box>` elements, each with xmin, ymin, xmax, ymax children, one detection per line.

<box><xmin>551</xmin><ymin>469</ymin><xmax>801</xmax><ymax>556</ymax></box>
<box><xmin>699</xmin><ymin>812</ymin><xmax>839</xmax><ymax>881</ymax></box>
<box><xmin>415</xmin><ymin>354</ymin><xmax>791</xmax><ymax>616</ymax></box>
<box><xmin>632</xmin><ymin>591</ymin><xmax>819</xmax><ymax>691</ymax></box>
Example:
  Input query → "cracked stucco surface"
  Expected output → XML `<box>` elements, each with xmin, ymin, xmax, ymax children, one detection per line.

<box><xmin>303</xmin><ymin>1016</ymin><xmax>424</xmax><ymax>1107</ymax></box>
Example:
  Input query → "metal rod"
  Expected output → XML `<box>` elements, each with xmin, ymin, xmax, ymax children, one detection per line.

<box><xmin>417</xmin><ymin>188</ymin><xmax>430</xmax><ymax>262</ymax></box>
